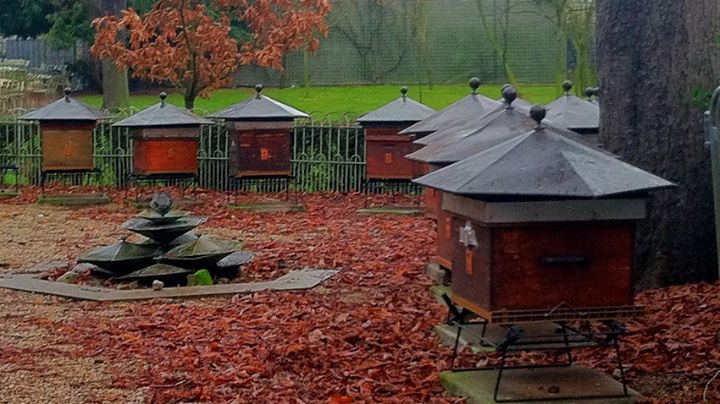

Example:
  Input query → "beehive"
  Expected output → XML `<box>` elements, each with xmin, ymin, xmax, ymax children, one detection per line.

<box><xmin>357</xmin><ymin>87</ymin><xmax>434</xmax><ymax>180</ymax></box>
<box><xmin>209</xmin><ymin>85</ymin><xmax>308</xmax><ymax>178</ymax></box>
<box><xmin>19</xmin><ymin>88</ymin><xmax>108</xmax><ymax>172</ymax></box>
<box><xmin>415</xmin><ymin>106</ymin><xmax>674</xmax><ymax>323</ymax></box>
<box><xmin>113</xmin><ymin>93</ymin><xmax>210</xmax><ymax>175</ymax></box>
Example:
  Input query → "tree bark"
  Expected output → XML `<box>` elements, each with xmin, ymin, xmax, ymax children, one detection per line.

<box><xmin>596</xmin><ymin>0</ymin><xmax>720</xmax><ymax>287</ymax></box>
<box><xmin>96</xmin><ymin>0</ymin><xmax>130</xmax><ymax>110</ymax></box>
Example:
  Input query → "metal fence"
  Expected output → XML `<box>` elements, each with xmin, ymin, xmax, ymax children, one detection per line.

<box><xmin>0</xmin><ymin>119</ymin><xmax>419</xmax><ymax>194</ymax></box>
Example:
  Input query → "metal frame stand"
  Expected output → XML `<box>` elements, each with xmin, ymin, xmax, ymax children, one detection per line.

<box><xmin>363</xmin><ymin>178</ymin><xmax>422</xmax><ymax>208</ymax></box>
<box><xmin>126</xmin><ymin>173</ymin><xmax>198</xmax><ymax>201</ymax></box>
<box><xmin>40</xmin><ymin>168</ymin><xmax>104</xmax><ymax>194</ymax></box>
<box><xmin>227</xmin><ymin>175</ymin><xmax>295</xmax><ymax>204</ymax></box>
<box><xmin>443</xmin><ymin>295</ymin><xmax>629</xmax><ymax>403</ymax></box>
<box><xmin>0</xmin><ymin>164</ymin><xmax>19</xmax><ymax>193</ymax></box>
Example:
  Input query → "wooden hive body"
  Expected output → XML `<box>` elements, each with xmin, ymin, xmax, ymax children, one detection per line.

<box><xmin>364</xmin><ymin>125</ymin><xmax>419</xmax><ymax>180</ymax></box>
<box><xmin>227</xmin><ymin>121</ymin><xmax>293</xmax><ymax>177</ymax></box>
<box><xmin>443</xmin><ymin>194</ymin><xmax>644</xmax><ymax>323</ymax></box>
<box><xmin>131</xmin><ymin>127</ymin><xmax>199</xmax><ymax>175</ymax></box>
<box><xmin>40</xmin><ymin>121</ymin><xmax>96</xmax><ymax>171</ymax></box>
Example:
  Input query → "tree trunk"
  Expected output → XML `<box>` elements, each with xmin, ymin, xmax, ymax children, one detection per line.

<box><xmin>596</xmin><ymin>0</ymin><xmax>720</xmax><ymax>288</ymax></box>
<box><xmin>96</xmin><ymin>0</ymin><xmax>130</xmax><ymax>110</ymax></box>
<box><xmin>101</xmin><ymin>59</ymin><xmax>129</xmax><ymax>109</ymax></box>
<box><xmin>184</xmin><ymin>93</ymin><xmax>196</xmax><ymax>111</ymax></box>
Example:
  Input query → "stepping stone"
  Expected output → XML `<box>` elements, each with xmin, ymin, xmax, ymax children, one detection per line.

<box><xmin>0</xmin><ymin>189</ymin><xmax>19</xmax><ymax>199</ymax></box>
<box><xmin>441</xmin><ymin>365</ymin><xmax>641</xmax><ymax>403</ymax></box>
<box><xmin>0</xmin><ymin>268</ymin><xmax>337</xmax><ymax>301</ymax></box>
<box><xmin>356</xmin><ymin>207</ymin><xmax>422</xmax><ymax>216</ymax></box>
<box><xmin>229</xmin><ymin>202</ymin><xmax>305</xmax><ymax>213</ymax></box>
<box><xmin>38</xmin><ymin>193</ymin><xmax>111</xmax><ymax>206</ymax></box>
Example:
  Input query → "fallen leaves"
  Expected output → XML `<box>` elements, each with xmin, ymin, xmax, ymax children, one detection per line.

<box><xmin>1</xmin><ymin>187</ymin><xmax>719</xmax><ymax>402</ymax></box>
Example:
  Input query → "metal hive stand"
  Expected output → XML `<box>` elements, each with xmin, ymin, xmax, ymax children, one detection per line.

<box><xmin>443</xmin><ymin>295</ymin><xmax>630</xmax><ymax>403</ymax></box>
<box><xmin>227</xmin><ymin>173</ymin><xmax>296</xmax><ymax>203</ymax></box>
<box><xmin>126</xmin><ymin>173</ymin><xmax>198</xmax><ymax>200</ymax></box>
<box><xmin>40</xmin><ymin>168</ymin><xmax>104</xmax><ymax>193</ymax></box>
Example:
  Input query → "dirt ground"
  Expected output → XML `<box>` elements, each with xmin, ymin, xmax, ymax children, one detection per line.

<box><xmin>0</xmin><ymin>189</ymin><xmax>718</xmax><ymax>403</ymax></box>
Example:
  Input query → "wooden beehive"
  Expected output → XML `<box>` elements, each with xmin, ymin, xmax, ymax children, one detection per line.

<box><xmin>113</xmin><ymin>93</ymin><xmax>209</xmax><ymax>176</ymax></box>
<box><xmin>131</xmin><ymin>127</ymin><xmax>199</xmax><ymax>175</ymax></box>
<box><xmin>358</xmin><ymin>87</ymin><xmax>434</xmax><ymax>181</ymax></box>
<box><xmin>19</xmin><ymin>89</ymin><xmax>108</xmax><ymax>172</ymax></box>
<box><xmin>209</xmin><ymin>85</ymin><xmax>308</xmax><ymax>178</ymax></box>
<box><xmin>227</xmin><ymin>121</ymin><xmax>293</xmax><ymax>177</ymax></box>
<box><xmin>364</xmin><ymin>127</ymin><xmax>420</xmax><ymax>180</ymax></box>
<box><xmin>443</xmin><ymin>195</ymin><xmax>642</xmax><ymax>323</ymax></box>
<box><xmin>40</xmin><ymin>121</ymin><xmax>95</xmax><ymax>171</ymax></box>
<box><xmin>414</xmin><ymin>106</ymin><xmax>674</xmax><ymax>323</ymax></box>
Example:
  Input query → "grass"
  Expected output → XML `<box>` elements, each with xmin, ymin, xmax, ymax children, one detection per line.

<box><xmin>78</xmin><ymin>83</ymin><xmax>561</xmax><ymax>121</ymax></box>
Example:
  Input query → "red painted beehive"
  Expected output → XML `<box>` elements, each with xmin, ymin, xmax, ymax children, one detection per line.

<box><xmin>209</xmin><ymin>84</ymin><xmax>308</xmax><ymax>178</ymax></box>
<box><xmin>415</xmin><ymin>106</ymin><xmax>674</xmax><ymax>323</ymax></box>
<box><xmin>113</xmin><ymin>93</ymin><xmax>210</xmax><ymax>175</ymax></box>
<box><xmin>19</xmin><ymin>88</ymin><xmax>109</xmax><ymax>172</ymax></box>
<box><xmin>407</xmin><ymin>86</ymin><xmax>531</xmax><ymax>269</ymax></box>
<box><xmin>357</xmin><ymin>87</ymin><xmax>434</xmax><ymax>180</ymax></box>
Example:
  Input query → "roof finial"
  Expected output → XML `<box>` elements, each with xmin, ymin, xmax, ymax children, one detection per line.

<box><xmin>255</xmin><ymin>84</ymin><xmax>263</xmax><ymax>99</ymax></box>
<box><xmin>592</xmin><ymin>87</ymin><xmax>600</xmax><ymax>99</ymax></box>
<box><xmin>64</xmin><ymin>87</ymin><xmax>72</xmax><ymax>102</ymax></box>
<box><xmin>585</xmin><ymin>87</ymin><xmax>594</xmax><ymax>100</ymax></box>
<box><xmin>501</xmin><ymin>85</ymin><xmax>517</xmax><ymax>109</ymax></box>
<box><xmin>562</xmin><ymin>80</ymin><xmax>572</xmax><ymax>95</ymax></box>
<box><xmin>400</xmin><ymin>86</ymin><xmax>408</xmax><ymax>102</ymax></box>
<box><xmin>530</xmin><ymin>105</ymin><xmax>546</xmax><ymax>130</ymax></box>
<box><xmin>469</xmin><ymin>77</ymin><xmax>480</xmax><ymax>94</ymax></box>
<box><xmin>159</xmin><ymin>92</ymin><xmax>168</xmax><ymax>107</ymax></box>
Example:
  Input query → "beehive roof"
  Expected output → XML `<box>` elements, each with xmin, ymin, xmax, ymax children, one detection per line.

<box><xmin>357</xmin><ymin>87</ymin><xmax>435</xmax><ymax>124</ymax></box>
<box><xmin>209</xmin><ymin>86</ymin><xmax>308</xmax><ymax>121</ymax></box>
<box><xmin>19</xmin><ymin>91</ymin><xmax>109</xmax><ymax>121</ymax></box>
<box><xmin>414</xmin><ymin>107</ymin><xmax>674</xmax><ymax>198</ymax></box>
<box><xmin>113</xmin><ymin>94</ymin><xmax>211</xmax><ymax>127</ymax></box>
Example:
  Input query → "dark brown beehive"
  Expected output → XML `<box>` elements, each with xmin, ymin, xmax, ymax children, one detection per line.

<box><xmin>113</xmin><ymin>93</ymin><xmax>210</xmax><ymax>176</ymax></box>
<box><xmin>357</xmin><ymin>87</ymin><xmax>434</xmax><ymax>180</ymax></box>
<box><xmin>415</xmin><ymin>106</ymin><xmax>674</xmax><ymax>323</ymax></box>
<box><xmin>209</xmin><ymin>85</ymin><xmax>308</xmax><ymax>178</ymax></box>
<box><xmin>19</xmin><ymin>88</ymin><xmax>109</xmax><ymax>172</ymax></box>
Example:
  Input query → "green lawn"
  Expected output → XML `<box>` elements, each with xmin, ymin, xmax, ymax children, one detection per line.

<box><xmin>79</xmin><ymin>83</ymin><xmax>562</xmax><ymax>121</ymax></box>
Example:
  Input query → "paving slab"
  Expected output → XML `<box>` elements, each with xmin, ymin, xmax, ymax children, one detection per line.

<box><xmin>38</xmin><ymin>193</ymin><xmax>111</xmax><ymax>206</ymax></box>
<box><xmin>357</xmin><ymin>207</ymin><xmax>423</xmax><ymax>216</ymax></box>
<box><xmin>0</xmin><ymin>189</ymin><xmax>20</xmax><ymax>199</ymax></box>
<box><xmin>228</xmin><ymin>202</ymin><xmax>305</xmax><ymax>213</ymax></box>
<box><xmin>441</xmin><ymin>365</ymin><xmax>641</xmax><ymax>403</ymax></box>
<box><xmin>0</xmin><ymin>268</ymin><xmax>337</xmax><ymax>301</ymax></box>
<box><xmin>425</xmin><ymin>261</ymin><xmax>451</xmax><ymax>285</ymax></box>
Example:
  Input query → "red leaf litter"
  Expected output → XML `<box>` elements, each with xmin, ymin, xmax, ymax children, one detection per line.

<box><xmin>2</xmin><ymin>187</ymin><xmax>719</xmax><ymax>402</ymax></box>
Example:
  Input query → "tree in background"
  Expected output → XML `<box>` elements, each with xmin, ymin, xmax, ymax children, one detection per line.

<box><xmin>91</xmin><ymin>0</ymin><xmax>331</xmax><ymax>110</ymax></box>
<box><xmin>329</xmin><ymin>0</ymin><xmax>426</xmax><ymax>84</ymax></box>
<box><xmin>475</xmin><ymin>0</ymin><xmax>520</xmax><ymax>89</ymax></box>
<box><xmin>597</xmin><ymin>0</ymin><xmax>720</xmax><ymax>287</ymax></box>
<box><xmin>530</xmin><ymin>0</ymin><xmax>596</xmax><ymax>93</ymax></box>
<box><xmin>0</xmin><ymin>0</ymin><xmax>55</xmax><ymax>38</ymax></box>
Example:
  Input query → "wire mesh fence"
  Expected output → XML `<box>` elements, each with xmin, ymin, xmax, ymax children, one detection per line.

<box><xmin>0</xmin><ymin>119</ymin><xmax>422</xmax><ymax>194</ymax></box>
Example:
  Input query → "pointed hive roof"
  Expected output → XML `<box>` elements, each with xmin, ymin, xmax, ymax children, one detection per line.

<box><xmin>112</xmin><ymin>93</ymin><xmax>211</xmax><ymax>127</ymax></box>
<box><xmin>208</xmin><ymin>84</ymin><xmax>308</xmax><ymax>121</ymax></box>
<box><xmin>545</xmin><ymin>81</ymin><xmax>599</xmax><ymax>131</ymax></box>
<box><xmin>414</xmin><ymin>106</ymin><xmax>674</xmax><ymax>199</ymax></box>
<box><xmin>399</xmin><ymin>78</ymin><xmax>500</xmax><ymax>135</ymax></box>
<box><xmin>19</xmin><ymin>89</ymin><xmax>109</xmax><ymax>121</ymax></box>
<box><xmin>357</xmin><ymin>87</ymin><xmax>435</xmax><ymax>125</ymax></box>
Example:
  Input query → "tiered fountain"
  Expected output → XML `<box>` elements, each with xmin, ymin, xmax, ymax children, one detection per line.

<box><xmin>78</xmin><ymin>192</ymin><xmax>252</xmax><ymax>286</ymax></box>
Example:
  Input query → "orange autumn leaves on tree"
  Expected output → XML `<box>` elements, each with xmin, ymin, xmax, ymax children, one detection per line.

<box><xmin>91</xmin><ymin>0</ymin><xmax>331</xmax><ymax>110</ymax></box>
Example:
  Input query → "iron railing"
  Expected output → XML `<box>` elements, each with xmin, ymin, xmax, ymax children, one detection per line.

<box><xmin>0</xmin><ymin>118</ymin><xmax>422</xmax><ymax>194</ymax></box>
